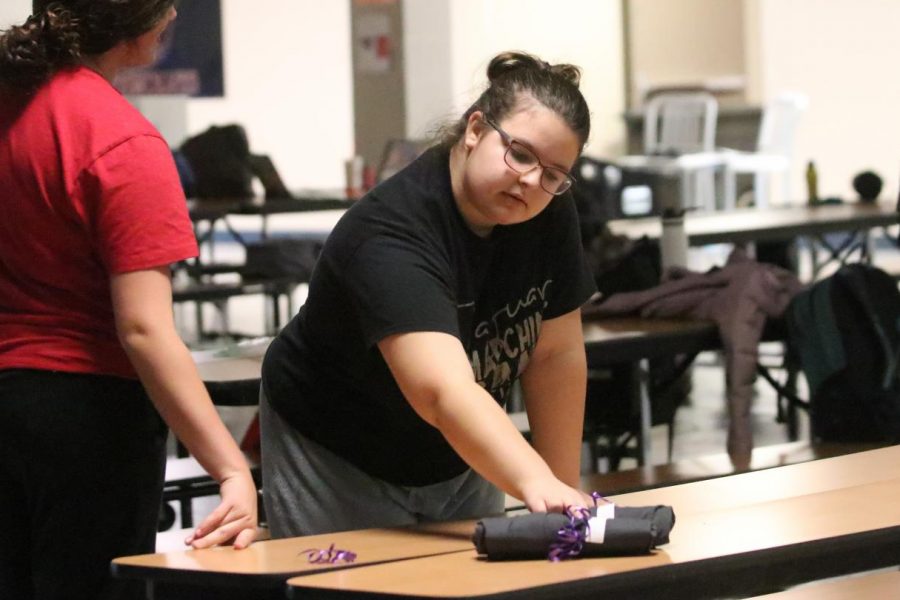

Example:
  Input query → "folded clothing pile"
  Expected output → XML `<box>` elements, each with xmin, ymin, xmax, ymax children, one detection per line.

<box><xmin>472</xmin><ymin>503</ymin><xmax>675</xmax><ymax>561</ymax></box>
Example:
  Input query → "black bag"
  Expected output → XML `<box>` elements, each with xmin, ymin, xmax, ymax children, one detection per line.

<box><xmin>242</xmin><ymin>239</ymin><xmax>322</xmax><ymax>281</ymax></box>
<box><xmin>570</xmin><ymin>155</ymin><xmax>660</xmax><ymax>238</ymax></box>
<box><xmin>786</xmin><ymin>264</ymin><xmax>900</xmax><ymax>442</ymax></box>
<box><xmin>571</xmin><ymin>156</ymin><xmax>662</xmax><ymax>298</ymax></box>
<box><xmin>180</xmin><ymin>124</ymin><xmax>255</xmax><ymax>198</ymax></box>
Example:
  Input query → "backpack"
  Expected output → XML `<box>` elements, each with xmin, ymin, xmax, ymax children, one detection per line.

<box><xmin>179</xmin><ymin>124</ymin><xmax>255</xmax><ymax>198</ymax></box>
<box><xmin>786</xmin><ymin>263</ymin><xmax>900</xmax><ymax>442</ymax></box>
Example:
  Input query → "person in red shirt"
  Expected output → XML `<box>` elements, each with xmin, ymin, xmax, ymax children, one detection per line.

<box><xmin>0</xmin><ymin>2</ymin><xmax>257</xmax><ymax>598</ymax></box>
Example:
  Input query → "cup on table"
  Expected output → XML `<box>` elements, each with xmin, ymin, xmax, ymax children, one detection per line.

<box><xmin>344</xmin><ymin>155</ymin><xmax>365</xmax><ymax>199</ymax></box>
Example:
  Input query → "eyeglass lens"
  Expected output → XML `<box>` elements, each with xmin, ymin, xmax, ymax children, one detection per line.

<box><xmin>504</xmin><ymin>141</ymin><xmax>572</xmax><ymax>195</ymax></box>
<box><xmin>484</xmin><ymin>116</ymin><xmax>573</xmax><ymax>195</ymax></box>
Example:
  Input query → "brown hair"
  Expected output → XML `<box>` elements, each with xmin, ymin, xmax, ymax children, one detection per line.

<box><xmin>439</xmin><ymin>51</ymin><xmax>591</xmax><ymax>149</ymax></box>
<box><xmin>0</xmin><ymin>0</ymin><xmax>175</xmax><ymax>91</ymax></box>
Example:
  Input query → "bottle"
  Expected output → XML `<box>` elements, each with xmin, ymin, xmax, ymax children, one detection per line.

<box><xmin>805</xmin><ymin>161</ymin><xmax>819</xmax><ymax>206</ymax></box>
<box><xmin>660</xmin><ymin>208</ymin><xmax>688</xmax><ymax>271</ymax></box>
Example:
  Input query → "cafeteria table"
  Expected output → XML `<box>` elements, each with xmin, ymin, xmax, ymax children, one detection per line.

<box><xmin>286</xmin><ymin>445</ymin><xmax>900</xmax><ymax>599</ymax></box>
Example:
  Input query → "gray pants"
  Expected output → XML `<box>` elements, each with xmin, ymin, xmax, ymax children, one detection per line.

<box><xmin>259</xmin><ymin>387</ymin><xmax>505</xmax><ymax>538</ymax></box>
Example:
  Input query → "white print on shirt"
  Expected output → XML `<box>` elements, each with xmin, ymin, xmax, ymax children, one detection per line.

<box><xmin>469</xmin><ymin>280</ymin><xmax>552</xmax><ymax>401</ymax></box>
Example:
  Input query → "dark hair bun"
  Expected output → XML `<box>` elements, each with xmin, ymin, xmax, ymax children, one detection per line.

<box><xmin>486</xmin><ymin>51</ymin><xmax>582</xmax><ymax>87</ymax></box>
<box><xmin>0</xmin><ymin>6</ymin><xmax>81</xmax><ymax>89</ymax></box>
<box><xmin>548</xmin><ymin>63</ymin><xmax>581</xmax><ymax>86</ymax></box>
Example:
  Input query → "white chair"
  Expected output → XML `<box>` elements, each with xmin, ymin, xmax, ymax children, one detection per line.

<box><xmin>644</xmin><ymin>92</ymin><xmax>718</xmax><ymax>156</ymax></box>
<box><xmin>618</xmin><ymin>92</ymin><xmax>723</xmax><ymax>212</ymax></box>
<box><xmin>721</xmin><ymin>93</ymin><xmax>809</xmax><ymax>209</ymax></box>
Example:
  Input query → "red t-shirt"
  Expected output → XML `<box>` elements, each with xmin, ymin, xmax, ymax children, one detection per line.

<box><xmin>0</xmin><ymin>67</ymin><xmax>199</xmax><ymax>378</ymax></box>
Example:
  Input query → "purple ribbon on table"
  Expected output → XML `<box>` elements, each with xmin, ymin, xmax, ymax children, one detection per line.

<box><xmin>547</xmin><ymin>491</ymin><xmax>606</xmax><ymax>562</ymax></box>
<box><xmin>300</xmin><ymin>543</ymin><xmax>357</xmax><ymax>564</ymax></box>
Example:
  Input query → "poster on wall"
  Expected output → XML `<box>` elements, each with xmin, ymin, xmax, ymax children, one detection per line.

<box><xmin>355</xmin><ymin>12</ymin><xmax>392</xmax><ymax>73</ymax></box>
<box><xmin>116</xmin><ymin>0</ymin><xmax>224</xmax><ymax>97</ymax></box>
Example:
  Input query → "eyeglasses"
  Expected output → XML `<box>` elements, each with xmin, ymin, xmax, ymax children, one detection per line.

<box><xmin>482</xmin><ymin>116</ymin><xmax>575</xmax><ymax>195</ymax></box>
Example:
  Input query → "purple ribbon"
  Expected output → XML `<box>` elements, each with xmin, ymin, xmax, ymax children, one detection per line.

<box><xmin>547</xmin><ymin>491</ymin><xmax>606</xmax><ymax>562</ymax></box>
<box><xmin>300</xmin><ymin>543</ymin><xmax>357</xmax><ymax>564</ymax></box>
<box><xmin>548</xmin><ymin>505</ymin><xmax>592</xmax><ymax>562</ymax></box>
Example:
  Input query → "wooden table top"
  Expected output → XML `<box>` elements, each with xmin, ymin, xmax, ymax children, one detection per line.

<box><xmin>191</xmin><ymin>338</ymin><xmax>270</xmax><ymax>382</ymax></box>
<box><xmin>287</xmin><ymin>446</ymin><xmax>900</xmax><ymax>599</ymax></box>
<box><xmin>193</xmin><ymin>357</ymin><xmax>263</xmax><ymax>382</ymax></box>
<box><xmin>188</xmin><ymin>192</ymin><xmax>351</xmax><ymax>220</ymax></box>
<box><xmin>188</xmin><ymin>316</ymin><xmax>719</xmax><ymax>382</ymax></box>
<box><xmin>195</xmin><ymin>199</ymin><xmax>897</xmax><ymax>249</ymax></box>
<box><xmin>579</xmin><ymin>441</ymin><xmax>885</xmax><ymax>497</ymax></box>
<box><xmin>607</xmin><ymin>201</ymin><xmax>897</xmax><ymax>246</ymax></box>
<box><xmin>112</xmin><ymin>519</ymin><xmax>476</xmax><ymax>589</ymax></box>
<box><xmin>580</xmin><ymin>314</ymin><xmax>719</xmax><ymax>364</ymax></box>
<box><xmin>610</xmin><ymin>444</ymin><xmax>900</xmax><ymax>515</ymax></box>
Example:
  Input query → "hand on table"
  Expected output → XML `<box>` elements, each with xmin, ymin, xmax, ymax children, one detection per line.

<box><xmin>520</xmin><ymin>477</ymin><xmax>596</xmax><ymax>514</ymax></box>
<box><xmin>185</xmin><ymin>472</ymin><xmax>258</xmax><ymax>549</ymax></box>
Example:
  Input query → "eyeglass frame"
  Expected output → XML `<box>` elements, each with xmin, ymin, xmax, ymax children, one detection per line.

<box><xmin>481</xmin><ymin>115</ymin><xmax>576</xmax><ymax>196</ymax></box>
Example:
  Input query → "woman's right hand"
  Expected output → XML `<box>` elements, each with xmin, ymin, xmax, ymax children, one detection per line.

<box><xmin>185</xmin><ymin>471</ymin><xmax>258</xmax><ymax>550</ymax></box>
<box><xmin>519</xmin><ymin>476</ymin><xmax>594</xmax><ymax>514</ymax></box>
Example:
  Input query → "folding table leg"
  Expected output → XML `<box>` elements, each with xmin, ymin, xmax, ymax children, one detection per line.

<box><xmin>629</xmin><ymin>358</ymin><xmax>653</xmax><ymax>466</ymax></box>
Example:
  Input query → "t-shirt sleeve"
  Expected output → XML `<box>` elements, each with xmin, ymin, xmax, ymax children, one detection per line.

<box><xmin>77</xmin><ymin>134</ymin><xmax>199</xmax><ymax>274</ymax></box>
<box><xmin>542</xmin><ymin>193</ymin><xmax>598</xmax><ymax>319</ymax></box>
<box><xmin>341</xmin><ymin>234</ymin><xmax>460</xmax><ymax>348</ymax></box>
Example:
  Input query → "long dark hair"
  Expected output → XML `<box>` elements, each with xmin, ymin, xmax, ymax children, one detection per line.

<box><xmin>440</xmin><ymin>51</ymin><xmax>591</xmax><ymax>149</ymax></box>
<box><xmin>0</xmin><ymin>0</ymin><xmax>175</xmax><ymax>91</ymax></box>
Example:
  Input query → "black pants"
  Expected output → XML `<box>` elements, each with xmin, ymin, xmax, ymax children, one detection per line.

<box><xmin>0</xmin><ymin>369</ymin><xmax>167</xmax><ymax>600</ymax></box>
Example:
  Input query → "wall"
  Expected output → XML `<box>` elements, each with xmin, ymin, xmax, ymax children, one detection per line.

<box><xmin>183</xmin><ymin>1</ymin><xmax>354</xmax><ymax>189</ymax></box>
<box><xmin>351</xmin><ymin>0</ymin><xmax>406</xmax><ymax>168</ymax></box>
<box><xmin>748</xmin><ymin>0</ymin><xmax>900</xmax><ymax>201</ymax></box>
<box><xmin>445</xmin><ymin>0</ymin><xmax>627</xmax><ymax>158</ymax></box>
<box><xmin>5</xmin><ymin>0</ymin><xmax>625</xmax><ymax>168</ymax></box>
<box><xmin>7</xmin><ymin>1</ymin><xmax>897</xmax><ymax>202</ymax></box>
<box><xmin>628</xmin><ymin>0</ymin><xmax>746</xmax><ymax>107</ymax></box>
<box><xmin>0</xmin><ymin>1</ymin><xmax>354</xmax><ymax>190</ymax></box>
<box><xmin>0</xmin><ymin>1</ymin><xmax>29</xmax><ymax>29</ymax></box>
<box><xmin>402</xmin><ymin>0</ymin><xmax>453</xmax><ymax>140</ymax></box>
<box><xmin>3</xmin><ymin>1</ymin><xmax>626</xmax><ymax>180</ymax></box>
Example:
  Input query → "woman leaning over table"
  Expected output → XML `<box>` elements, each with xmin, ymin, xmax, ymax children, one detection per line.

<box><xmin>260</xmin><ymin>51</ymin><xmax>598</xmax><ymax>537</ymax></box>
<box><xmin>0</xmin><ymin>2</ymin><xmax>256</xmax><ymax>599</ymax></box>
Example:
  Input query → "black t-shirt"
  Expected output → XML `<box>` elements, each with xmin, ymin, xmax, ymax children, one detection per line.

<box><xmin>263</xmin><ymin>146</ymin><xmax>597</xmax><ymax>486</ymax></box>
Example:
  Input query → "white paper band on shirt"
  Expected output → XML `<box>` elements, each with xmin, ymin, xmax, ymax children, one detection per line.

<box><xmin>586</xmin><ymin>502</ymin><xmax>615</xmax><ymax>544</ymax></box>
<box><xmin>587</xmin><ymin>516</ymin><xmax>609</xmax><ymax>543</ymax></box>
<box><xmin>594</xmin><ymin>502</ymin><xmax>615</xmax><ymax>520</ymax></box>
